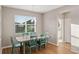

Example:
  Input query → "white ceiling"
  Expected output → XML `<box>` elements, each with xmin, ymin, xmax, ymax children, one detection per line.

<box><xmin>4</xmin><ymin>5</ymin><xmax>63</xmax><ymax>13</ymax></box>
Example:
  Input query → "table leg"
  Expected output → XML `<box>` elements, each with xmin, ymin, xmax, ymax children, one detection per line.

<box><xmin>23</xmin><ymin>42</ymin><xmax>26</xmax><ymax>54</ymax></box>
<box><xmin>20</xmin><ymin>42</ymin><xmax>23</xmax><ymax>54</ymax></box>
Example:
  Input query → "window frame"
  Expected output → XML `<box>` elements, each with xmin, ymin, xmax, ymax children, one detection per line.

<box><xmin>15</xmin><ymin>15</ymin><xmax>36</xmax><ymax>34</ymax></box>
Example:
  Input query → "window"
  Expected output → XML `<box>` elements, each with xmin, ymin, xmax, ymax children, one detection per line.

<box><xmin>15</xmin><ymin>15</ymin><xmax>36</xmax><ymax>34</ymax></box>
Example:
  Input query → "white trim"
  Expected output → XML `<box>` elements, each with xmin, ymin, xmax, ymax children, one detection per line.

<box><xmin>48</xmin><ymin>42</ymin><xmax>57</xmax><ymax>46</ymax></box>
<box><xmin>2</xmin><ymin>45</ymin><xmax>12</xmax><ymax>49</ymax></box>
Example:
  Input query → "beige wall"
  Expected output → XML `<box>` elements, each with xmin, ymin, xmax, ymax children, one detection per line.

<box><xmin>0</xmin><ymin>6</ymin><xmax>2</xmax><ymax>53</ymax></box>
<box><xmin>43</xmin><ymin>11</ymin><xmax>58</xmax><ymax>45</ymax></box>
<box><xmin>2</xmin><ymin>7</ymin><xmax>43</xmax><ymax>47</ymax></box>
<box><xmin>0</xmin><ymin>6</ymin><xmax>1</xmax><ymax>45</ymax></box>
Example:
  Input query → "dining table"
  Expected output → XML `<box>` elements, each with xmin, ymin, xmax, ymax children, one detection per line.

<box><xmin>15</xmin><ymin>35</ymin><xmax>49</xmax><ymax>54</ymax></box>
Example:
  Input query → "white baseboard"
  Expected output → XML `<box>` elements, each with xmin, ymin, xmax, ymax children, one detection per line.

<box><xmin>48</xmin><ymin>42</ymin><xmax>57</xmax><ymax>46</ymax></box>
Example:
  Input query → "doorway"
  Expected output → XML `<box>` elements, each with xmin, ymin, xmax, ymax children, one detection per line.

<box><xmin>57</xmin><ymin>12</ymin><xmax>71</xmax><ymax>49</ymax></box>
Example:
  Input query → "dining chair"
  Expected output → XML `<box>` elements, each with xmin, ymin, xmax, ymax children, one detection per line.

<box><xmin>30</xmin><ymin>32</ymin><xmax>37</xmax><ymax>38</ymax></box>
<box><xmin>40</xmin><ymin>32</ymin><xmax>49</xmax><ymax>43</ymax></box>
<box><xmin>37</xmin><ymin>36</ymin><xmax>47</xmax><ymax>49</ymax></box>
<box><xmin>40</xmin><ymin>32</ymin><xmax>46</xmax><ymax>37</ymax></box>
<box><xmin>22</xmin><ymin>32</ymin><xmax>36</xmax><ymax>38</ymax></box>
<box><xmin>11</xmin><ymin>37</ymin><xmax>21</xmax><ymax>54</ymax></box>
<box><xmin>26</xmin><ymin>37</ymin><xmax>38</xmax><ymax>54</ymax></box>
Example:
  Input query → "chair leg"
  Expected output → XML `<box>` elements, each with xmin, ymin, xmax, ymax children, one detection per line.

<box><xmin>44</xmin><ymin>44</ymin><xmax>46</xmax><ymax>48</ymax></box>
<box><xmin>20</xmin><ymin>43</ymin><xmax>23</xmax><ymax>54</ymax></box>
<box><xmin>12</xmin><ymin>47</ymin><xmax>16</xmax><ymax>54</ymax></box>
<box><xmin>29</xmin><ymin>48</ymin><xmax>31</xmax><ymax>54</ymax></box>
<box><xmin>39</xmin><ymin>46</ymin><xmax>41</xmax><ymax>50</ymax></box>
<box><xmin>11</xmin><ymin>47</ymin><xmax>13</xmax><ymax>54</ymax></box>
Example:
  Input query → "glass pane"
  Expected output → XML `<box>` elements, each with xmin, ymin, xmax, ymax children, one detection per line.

<box><xmin>15</xmin><ymin>25</ymin><xmax>25</xmax><ymax>33</ymax></box>
<box><xmin>27</xmin><ymin>20</ymin><xmax>34</xmax><ymax>24</ymax></box>
<box><xmin>15</xmin><ymin>16</ymin><xmax>26</xmax><ymax>24</ymax></box>
<box><xmin>27</xmin><ymin>25</ymin><xmax>34</xmax><ymax>32</ymax></box>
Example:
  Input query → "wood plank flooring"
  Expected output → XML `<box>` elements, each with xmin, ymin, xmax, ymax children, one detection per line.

<box><xmin>2</xmin><ymin>43</ymin><xmax>76</xmax><ymax>54</ymax></box>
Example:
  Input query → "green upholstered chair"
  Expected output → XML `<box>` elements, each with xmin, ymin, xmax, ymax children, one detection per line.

<box><xmin>40</xmin><ymin>32</ymin><xmax>49</xmax><ymax>43</ymax></box>
<box><xmin>38</xmin><ymin>36</ymin><xmax>47</xmax><ymax>49</ymax></box>
<box><xmin>11</xmin><ymin>37</ymin><xmax>21</xmax><ymax>54</ymax></box>
<box><xmin>22</xmin><ymin>32</ymin><xmax>36</xmax><ymax>38</ymax></box>
<box><xmin>29</xmin><ymin>32</ymin><xmax>36</xmax><ymax>38</ymax></box>
<box><xmin>26</xmin><ymin>38</ymin><xmax>38</xmax><ymax>54</ymax></box>
<box><xmin>40</xmin><ymin>32</ymin><xmax>47</xmax><ymax>37</ymax></box>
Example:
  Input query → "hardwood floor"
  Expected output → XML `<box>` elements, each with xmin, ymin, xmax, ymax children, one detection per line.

<box><xmin>2</xmin><ymin>43</ymin><xmax>76</xmax><ymax>54</ymax></box>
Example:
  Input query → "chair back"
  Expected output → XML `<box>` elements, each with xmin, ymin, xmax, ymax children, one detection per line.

<box><xmin>40</xmin><ymin>32</ymin><xmax>49</xmax><ymax>41</ymax></box>
<box><xmin>22</xmin><ymin>32</ymin><xmax>36</xmax><ymax>38</ymax></box>
<box><xmin>40</xmin><ymin>32</ymin><xmax>46</xmax><ymax>37</ymax></box>
<box><xmin>29</xmin><ymin>32</ymin><xmax>36</xmax><ymax>38</ymax></box>
<box><xmin>11</xmin><ymin>37</ymin><xmax>19</xmax><ymax>47</ymax></box>
<box><xmin>28</xmin><ymin>37</ymin><xmax>37</xmax><ymax>46</ymax></box>
<box><xmin>39</xmin><ymin>36</ymin><xmax>47</xmax><ymax>45</ymax></box>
